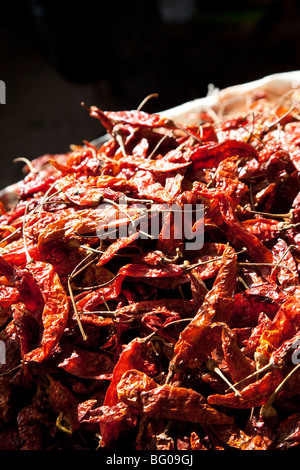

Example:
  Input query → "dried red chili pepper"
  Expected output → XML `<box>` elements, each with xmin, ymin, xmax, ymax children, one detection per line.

<box><xmin>221</xmin><ymin>325</ymin><xmax>256</xmax><ymax>383</ymax></box>
<box><xmin>207</xmin><ymin>368</ymin><xmax>285</xmax><ymax>409</ymax></box>
<box><xmin>55</xmin><ymin>342</ymin><xmax>114</xmax><ymax>380</ymax></box>
<box><xmin>169</xmin><ymin>244</ymin><xmax>237</xmax><ymax>373</ymax></box>
<box><xmin>1</xmin><ymin>86</ymin><xmax>300</xmax><ymax>450</ymax></box>
<box><xmin>189</xmin><ymin>139</ymin><xmax>258</xmax><ymax>171</ymax></box>
<box><xmin>218</xmin><ymin>193</ymin><xmax>275</xmax><ymax>265</ymax></box>
<box><xmin>22</xmin><ymin>262</ymin><xmax>69</xmax><ymax>362</ymax></box>
<box><xmin>96</xmin><ymin>232</ymin><xmax>139</xmax><ymax>266</ymax></box>
<box><xmin>255</xmin><ymin>294</ymin><xmax>300</xmax><ymax>365</ymax></box>
<box><xmin>117</xmin><ymin>369</ymin><xmax>233</xmax><ymax>425</ymax></box>
<box><xmin>99</xmin><ymin>336</ymin><xmax>159</xmax><ymax>446</ymax></box>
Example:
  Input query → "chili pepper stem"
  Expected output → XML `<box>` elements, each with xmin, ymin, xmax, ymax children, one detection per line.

<box><xmin>230</xmin><ymin>359</ymin><xmax>276</xmax><ymax>390</ymax></box>
<box><xmin>37</xmin><ymin>182</ymin><xmax>60</xmax><ymax>217</ymax></box>
<box><xmin>206</xmin><ymin>359</ymin><xmax>242</xmax><ymax>397</ymax></box>
<box><xmin>56</xmin><ymin>411</ymin><xmax>73</xmax><ymax>435</ymax></box>
<box><xmin>22</xmin><ymin>202</ymin><xmax>34</xmax><ymax>265</ymax></box>
<box><xmin>266</xmin><ymin>105</ymin><xmax>295</xmax><ymax>130</ymax></box>
<box><xmin>112</xmin><ymin>127</ymin><xmax>127</xmax><ymax>157</ymax></box>
<box><xmin>67</xmin><ymin>275</ymin><xmax>87</xmax><ymax>342</ymax></box>
<box><xmin>147</xmin><ymin>130</ymin><xmax>174</xmax><ymax>159</ymax></box>
<box><xmin>13</xmin><ymin>157</ymin><xmax>39</xmax><ymax>174</ymax></box>
<box><xmin>136</xmin><ymin>93</ymin><xmax>159</xmax><ymax>111</ymax></box>
<box><xmin>246</xmin><ymin>209</ymin><xmax>293</xmax><ymax>219</ymax></box>
<box><xmin>238</xmin><ymin>261</ymin><xmax>296</xmax><ymax>277</ymax></box>
<box><xmin>102</xmin><ymin>198</ymin><xmax>154</xmax><ymax>240</ymax></box>
<box><xmin>170</xmin><ymin>121</ymin><xmax>203</xmax><ymax>144</ymax></box>
<box><xmin>184</xmin><ymin>247</ymin><xmax>246</xmax><ymax>272</ymax></box>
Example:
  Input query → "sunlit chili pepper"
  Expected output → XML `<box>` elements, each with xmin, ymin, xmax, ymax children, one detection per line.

<box><xmin>169</xmin><ymin>244</ymin><xmax>237</xmax><ymax>373</ymax></box>
<box><xmin>23</xmin><ymin>262</ymin><xmax>69</xmax><ymax>362</ymax></box>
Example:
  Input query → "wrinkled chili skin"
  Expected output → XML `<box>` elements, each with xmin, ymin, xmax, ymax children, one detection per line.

<box><xmin>117</xmin><ymin>369</ymin><xmax>233</xmax><ymax>426</ymax></box>
<box><xmin>1</xmin><ymin>89</ymin><xmax>300</xmax><ymax>450</ymax></box>
<box><xmin>23</xmin><ymin>262</ymin><xmax>69</xmax><ymax>363</ymax></box>
<box><xmin>171</xmin><ymin>244</ymin><xmax>237</xmax><ymax>371</ymax></box>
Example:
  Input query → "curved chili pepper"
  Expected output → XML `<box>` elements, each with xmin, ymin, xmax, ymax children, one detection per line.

<box><xmin>97</xmin><ymin>232</ymin><xmax>139</xmax><ymax>266</ymax></box>
<box><xmin>0</xmin><ymin>256</ymin><xmax>45</xmax><ymax>323</ymax></box>
<box><xmin>218</xmin><ymin>193</ymin><xmax>275</xmax><ymax>265</ymax></box>
<box><xmin>221</xmin><ymin>325</ymin><xmax>256</xmax><ymax>383</ymax></box>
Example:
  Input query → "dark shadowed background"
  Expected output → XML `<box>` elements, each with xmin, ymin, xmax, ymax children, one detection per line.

<box><xmin>1</xmin><ymin>0</ymin><xmax>300</xmax><ymax>188</ymax></box>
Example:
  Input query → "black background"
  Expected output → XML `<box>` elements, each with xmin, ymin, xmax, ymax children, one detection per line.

<box><xmin>1</xmin><ymin>0</ymin><xmax>300</xmax><ymax>188</ymax></box>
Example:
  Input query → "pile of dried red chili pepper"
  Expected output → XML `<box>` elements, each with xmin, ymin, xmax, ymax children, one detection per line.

<box><xmin>1</xmin><ymin>87</ymin><xmax>300</xmax><ymax>450</ymax></box>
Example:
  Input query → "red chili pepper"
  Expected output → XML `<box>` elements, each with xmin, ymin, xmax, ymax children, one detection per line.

<box><xmin>55</xmin><ymin>342</ymin><xmax>114</xmax><ymax>380</ymax></box>
<box><xmin>100</xmin><ymin>337</ymin><xmax>159</xmax><ymax>446</ymax></box>
<box><xmin>221</xmin><ymin>325</ymin><xmax>256</xmax><ymax>383</ymax></box>
<box><xmin>170</xmin><ymin>244</ymin><xmax>237</xmax><ymax>372</ymax></box>
<box><xmin>207</xmin><ymin>369</ymin><xmax>285</xmax><ymax>409</ymax></box>
<box><xmin>189</xmin><ymin>139</ymin><xmax>258</xmax><ymax>171</ymax></box>
<box><xmin>97</xmin><ymin>232</ymin><xmax>139</xmax><ymax>266</ymax></box>
<box><xmin>255</xmin><ymin>294</ymin><xmax>300</xmax><ymax>365</ymax></box>
<box><xmin>0</xmin><ymin>257</ymin><xmax>45</xmax><ymax>323</ymax></box>
<box><xmin>218</xmin><ymin>193</ymin><xmax>275</xmax><ymax>265</ymax></box>
<box><xmin>23</xmin><ymin>262</ymin><xmax>69</xmax><ymax>362</ymax></box>
<box><xmin>117</xmin><ymin>369</ymin><xmax>233</xmax><ymax>425</ymax></box>
<box><xmin>89</xmin><ymin>106</ymin><xmax>173</xmax><ymax>133</ymax></box>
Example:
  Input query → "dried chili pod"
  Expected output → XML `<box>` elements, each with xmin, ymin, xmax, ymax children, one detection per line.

<box><xmin>23</xmin><ymin>261</ymin><xmax>69</xmax><ymax>362</ymax></box>
<box><xmin>0</xmin><ymin>256</ymin><xmax>44</xmax><ymax>323</ymax></box>
<box><xmin>221</xmin><ymin>325</ymin><xmax>256</xmax><ymax>383</ymax></box>
<box><xmin>207</xmin><ymin>369</ymin><xmax>285</xmax><ymax>409</ymax></box>
<box><xmin>272</xmin><ymin>413</ymin><xmax>300</xmax><ymax>449</ymax></box>
<box><xmin>170</xmin><ymin>244</ymin><xmax>237</xmax><ymax>372</ymax></box>
<box><xmin>117</xmin><ymin>369</ymin><xmax>233</xmax><ymax>426</ymax></box>
<box><xmin>88</xmin><ymin>106</ymin><xmax>174</xmax><ymax>134</ymax></box>
<box><xmin>48</xmin><ymin>377</ymin><xmax>79</xmax><ymax>435</ymax></box>
<box><xmin>55</xmin><ymin>342</ymin><xmax>114</xmax><ymax>380</ymax></box>
<box><xmin>218</xmin><ymin>193</ymin><xmax>274</xmax><ymax>265</ymax></box>
<box><xmin>100</xmin><ymin>336</ymin><xmax>159</xmax><ymax>446</ymax></box>
<box><xmin>255</xmin><ymin>293</ymin><xmax>300</xmax><ymax>365</ymax></box>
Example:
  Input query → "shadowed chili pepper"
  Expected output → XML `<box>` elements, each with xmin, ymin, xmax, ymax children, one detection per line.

<box><xmin>189</xmin><ymin>139</ymin><xmax>258</xmax><ymax>171</ymax></box>
<box><xmin>55</xmin><ymin>342</ymin><xmax>114</xmax><ymax>380</ymax></box>
<box><xmin>100</xmin><ymin>336</ymin><xmax>159</xmax><ymax>446</ymax></box>
<box><xmin>0</xmin><ymin>256</ymin><xmax>45</xmax><ymax>322</ymax></box>
<box><xmin>88</xmin><ymin>106</ymin><xmax>178</xmax><ymax>134</ymax></box>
